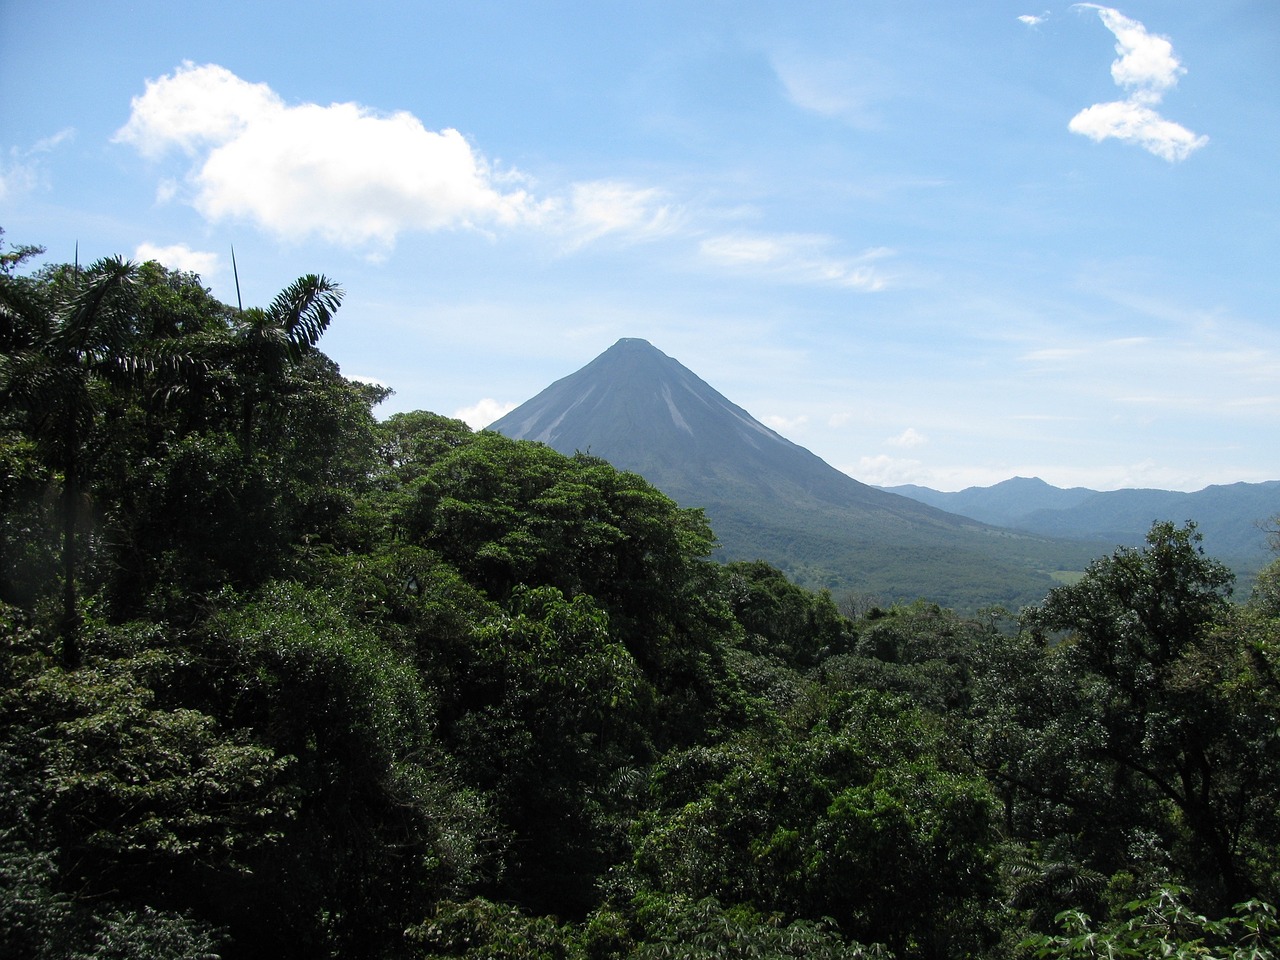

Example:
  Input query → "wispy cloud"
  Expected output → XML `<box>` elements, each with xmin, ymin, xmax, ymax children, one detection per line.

<box><xmin>1018</xmin><ymin>12</ymin><xmax>1049</xmax><ymax>27</ymax></box>
<box><xmin>0</xmin><ymin>128</ymin><xmax>75</xmax><ymax>201</ymax></box>
<box><xmin>134</xmin><ymin>241</ymin><xmax>220</xmax><ymax>275</ymax></box>
<box><xmin>562</xmin><ymin>181</ymin><xmax>682</xmax><ymax>249</ymax></box>
<box><xmin>699</xmin><ymin>232</ymin><xmax>892</xmax><ymax>291</ymax></box>
<box><xmin>1021</xmin><ymin>346</ymin><xmax>1087</xmax><ymax>362</ymax></box>
<box><xmin>1069</xmin><ymin>5</ymin><xmax>1207</xmax><ymax>161</ymax></box>
<box><xmin>769</xmin><ymin>52</ymin><xmax>884</xmax><ymax>128</ymax></box>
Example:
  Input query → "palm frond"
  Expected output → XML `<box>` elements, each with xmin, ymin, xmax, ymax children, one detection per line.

<box><xmin>53</xmin><ymin>256</ymin><xmax>136</xmax><ymax>356</ymax></box>
<box><xmin>266</xmin><ymin>274</ymin><xmax>343</xmax><ymax>351</ymax></box>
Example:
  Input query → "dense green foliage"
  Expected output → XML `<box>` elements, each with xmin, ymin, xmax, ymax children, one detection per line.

<box><xmin>3</xmin><ymin>237</ymin><xmax>1278</xmax><ymax>958</ymax></box>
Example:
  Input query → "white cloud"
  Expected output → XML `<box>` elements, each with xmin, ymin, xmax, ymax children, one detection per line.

<box><xmin>0</xmin><ymin>158</ymin><xmax>37</xmax><ymax>202</ymax></box>
<box><xmin>115</xmin><ymin>64</ymin><xmax>280</xmax><ymax>159</ymax></box>
<box><xmin>1069</xmin><ymin>6</ymin><xmax>1206</xmax><ymax>161</ymax></box>
<box><xmin>454</xmin><ymin>398</ymin><xmax>517</xmax><ymax>430</ymax></box>
<box><xmin>134</xmin><ymin>241</ymin><xmax>220</xmax><ymax>276</ymax></box>
<box><xmin>886</xmin><ymin>427</ymin><xmax>928</xmax><ymax>448</ymax></box>
<box><xmin>699</xmin><ymin>233</ymin><xmax>891</xmax><ymax>291</ymax></box>
<box><xmin>562</xmin><ymin>180</ymin><xmax>681</xmax><ymax>248</ymax></box>
<box><xmin>114</xmin><ymin>62</ymin><xmax>545</xmax><ymax>250</ymax></box>
<box><xmin>0</xmin><ymin>128</ymin><xmax>75</xmax><ymax>201</ymax></box>
<box><xmin>1018</xmin><ymin>13</ymin><xmax>1049</xmax><ymax>27</ymax></box>
<box><xmin>1085</xmin><ymin>5</ymin><xmax>1182</xmax><ymax>97</ymax></box>
<box><xmin>763</xmin><ymin>413</ymin><xmax>809</xmax><ymax>433</ymax></box>
<box><xmin>1068</xmin><ymin>99</ymin><xmax>1207</xmax><ymax>162</ymax></box>
<box><xmin>769</xmin><ymin>53</ymin><xmax>883</xmax><ymax>128</ymax></box>
<box><xmin>850</xmin><ymin>454</ymin><xmax>925</xmax><ymax>487</ymax></box>
<box><xmin>114</xmin><ymin>63</ymin><xmax>700</xmax><ymax>255</ymax></box>
<box><xmin>31</xmin><ymin>128</ymin><xmax>76</xmax><ymax>154</ymax></box>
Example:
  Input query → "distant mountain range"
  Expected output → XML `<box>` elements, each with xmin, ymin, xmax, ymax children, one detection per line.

<box><xmin>882</xmin><ymin>476</ymin><xmax>1279</xmax><ymax>580</ymax></box>
<box><xmin>488</xmin><ymin>338</ymin><xmax>1108</xmax><ymax>611</ymax></box>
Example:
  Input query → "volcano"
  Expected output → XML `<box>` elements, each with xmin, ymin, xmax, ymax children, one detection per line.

<box><xmin>488</xmin><ymin>338</ymin><xmax>1097</xmax><ymax>609</ymax></box>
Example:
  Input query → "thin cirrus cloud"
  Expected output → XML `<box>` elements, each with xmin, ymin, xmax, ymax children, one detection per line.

<box><xmin>1068</xmin><ymin>5</ymin><xmax>1207</xmax><ymax>162</ymax></box>
<box><xmin>768</xmin><ymin>52</ymin><xmax>884</xmax><ymax>129</ymax></box>
<box><xmin>561</xmin><ymin>180</ymin><xmax>682</xmax><ymax>249</ymax></box>
<box><xmin>699</xmin><ymin>233</ymin><xmax>892</xmax><ymax>291</ymax></box>
<box><xmin>113</xmin><ymin>62</ymin><xmax>671</xmax><ymax>252</ymax></box>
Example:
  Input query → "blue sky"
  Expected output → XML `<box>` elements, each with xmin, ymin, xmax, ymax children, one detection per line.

<box><xmin>3</xmin><ymin>1</ymin><xmax>1278</xmax><ymax>491</ymax></box>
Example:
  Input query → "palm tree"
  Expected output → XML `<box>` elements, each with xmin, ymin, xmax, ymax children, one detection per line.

<box><xmin>231</xmin><ymin>274</ymin><xmax>343</xmax><ymax>457</ymax></box>
<box><xmin>0</xmin><ymin>256</ymin><xmax>136</xmax><ymax>662</ymax></box>
<box><xmin>2</xmin><ymin>255</ymin><xmax>344</xmax><ymax>659</ymax></box>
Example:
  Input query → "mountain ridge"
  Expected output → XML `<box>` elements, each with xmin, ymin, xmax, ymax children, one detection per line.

<box><xmin>882</xmin><ymin>476</ymin><xmax>1280</xmax><ymax>578</ymax></box>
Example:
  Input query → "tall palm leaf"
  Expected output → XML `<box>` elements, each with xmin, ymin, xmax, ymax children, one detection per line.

<box><xmin>266</xmin><ymin>273</ymin><xmax>342</xmax><ymax>355</ymax></box>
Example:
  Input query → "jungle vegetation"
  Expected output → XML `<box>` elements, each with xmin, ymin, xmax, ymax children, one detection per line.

<box><xmin>2</xmin><ymin>237</ymin><xmax>1278</xmax><ymax>959</ymax></box>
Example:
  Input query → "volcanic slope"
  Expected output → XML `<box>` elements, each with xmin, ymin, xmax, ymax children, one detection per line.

<box><xmin>488</xmin><ymin>338</ymin><xmax>1098</xmax><ymax>609</ymax></box>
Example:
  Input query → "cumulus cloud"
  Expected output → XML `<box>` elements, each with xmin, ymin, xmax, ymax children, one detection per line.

<box><xmin>699</xmin><ymin>233</ymin><xmax>891</xmax><ymax>291</ymax></box>
<box><xmin>886</xmin><ymin>427</ymin><xmax>928</xmax><ymax>448</ymax></box>
<box><xmin>134</xmin><ymin>241</ymin><xmax>220</xmax><ymax>276</ymax></box>
<box><xmin>1018</xmin><ymin>13</ymin><xmax>1049</xmax><ymax>27</ymax></box>
<box><xmin>1085</xmin><ymin>5</ymin><xmax>1182</xmax><ymax>96</ymax></box>
<box><xmin>454</xmin><ymin>398</ymin><xmax>517</xmax><ymax>430</ymax></box>
<box><xmin>113</xmin><ymin>63</ymin><xmax>696</xmax><ymax>255</ymax></box>
<box><xmin>114</xmin><ymin>62</ymin><xmax>545</xmax><ymax>250</ymax></box>
<box><xmin>1069</xmin><ymin>5</ymin><xmax>1207</xmax><ymax>161</ymax></box>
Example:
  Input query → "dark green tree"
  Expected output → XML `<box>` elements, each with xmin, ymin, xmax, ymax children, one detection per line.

<box><xmin>974</xmin><ymin>522</ymin><xmax>1277</xmax><ymax>910</ymax></box>
<box><xmin>632</xmin><ymin>692</ymin><xmax>1001</xmax><ymax>959</ymax></box>
<box><xmin>723</xmin><ymin>559</ymin><xmax>853</xmax><ymax>668</ymax></box>
<box><xmin>445</xmin><ymin>586</ymin><xmax>655</xmax><ymax>916</ymax></box>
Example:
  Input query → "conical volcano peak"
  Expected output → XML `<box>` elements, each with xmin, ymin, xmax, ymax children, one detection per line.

<box><xmin>487</xmin><ymin>339</ymin><xmax>1093</xmax><ymax>608</ymax></box>
<box><xmin>593</xmin><ymin>337</ymin><xmax>675</xmax><ymax>372</ymax></box>
<box><xmin>488</xmin><ymin>338</ymin><xmax>791</xmax><ymax>458</ymax></box>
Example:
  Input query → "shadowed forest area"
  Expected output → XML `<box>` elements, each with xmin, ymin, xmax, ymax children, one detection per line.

<box><xmin>3</xmin><ymin>241</ymin><xmax>1279</xmax><ymax>959</ymax></box>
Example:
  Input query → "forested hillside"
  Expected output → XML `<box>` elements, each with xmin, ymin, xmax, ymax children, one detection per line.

<box><xmin>3</xmin><ymin>241</ymin><xmax>1279</xmax><ymax>959</ymax></box>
